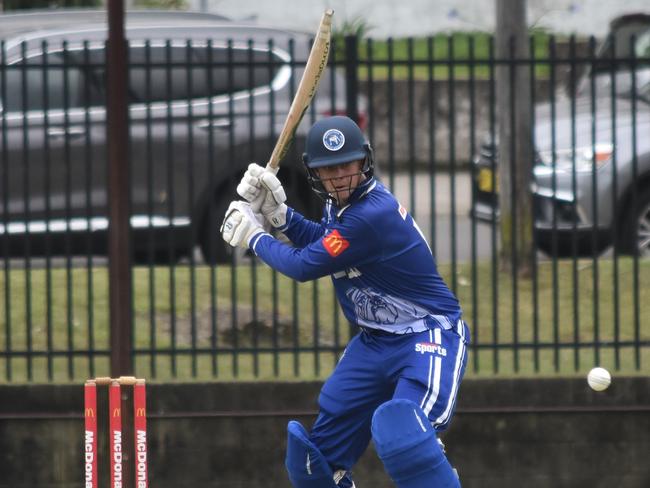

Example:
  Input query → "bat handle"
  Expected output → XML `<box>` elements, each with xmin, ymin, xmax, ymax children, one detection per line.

<box><xmin>249</xmin><ymin>163</ymin><xmax>280</xmax><ymax>213</ymax></box>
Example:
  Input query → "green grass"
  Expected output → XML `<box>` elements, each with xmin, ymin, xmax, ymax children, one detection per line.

<box><xmin>333</xmin><ymin>31</ymin><xmax>574</xmax><ymax>80</ymax></box>
<box><xmin>450</xmin><ymin>257</ymin><xmax>650</xmax><ymax>377</ymax></box>
<box><xmin>0</xmin><ymin>257</ymin><xmax>648</xmax><ymax>383</ymax></box>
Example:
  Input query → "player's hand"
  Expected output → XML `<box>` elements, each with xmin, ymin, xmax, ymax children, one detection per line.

<box><xmin>236</xmin><ymin>163</ymin><xmax>266</xmax><ymax>202</ymax></box>
<box><xmin>258</xmin><ymin>170</ymin><xmax>288</xmax><ymax>228</ymax></box>
<box><xmin>236</xmin><ymin>163</ymin><xmax>287</xmax><ymax>228</ymax></box>
<box><xmin>220</xmin><ymin>201</ymin><xmax>265</xmax><ymax>249</ymax></box>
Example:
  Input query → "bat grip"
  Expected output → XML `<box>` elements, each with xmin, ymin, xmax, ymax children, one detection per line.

<box><xmin>249</xmin><ymin>163</ymin><xmax>279</xmax><ymax>213</ymax></box>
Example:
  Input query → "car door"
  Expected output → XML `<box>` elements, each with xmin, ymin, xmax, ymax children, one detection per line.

<box><xmin>1</xmin><ymin>41</ymin><xmax>107</xmax><ymax>241</ymax></box>
<box><xmin>125</xmin><ymin>40</ymin><xmax>280</xmax><ymax>249</ymax></box>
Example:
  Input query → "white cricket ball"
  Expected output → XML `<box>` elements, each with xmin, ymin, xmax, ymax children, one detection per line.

<box><xmin>587</xmin><ymin>367</ymin><xmax>611</xmax><ymax>391</ymax></box>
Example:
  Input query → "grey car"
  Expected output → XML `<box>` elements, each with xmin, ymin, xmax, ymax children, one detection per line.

<box><xmin>0</xmin><ymin>9</ymin><xmax>357</xmax><ymax>263</ymax></box>
<box><xmin>472</xmin><ymin>14</ymin><xmax>650</xmax><ymax>257</ymax></box>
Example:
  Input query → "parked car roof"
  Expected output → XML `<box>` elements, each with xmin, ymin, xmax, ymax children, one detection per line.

<box><xmin>0</xmin><ymin>9</ymin><xmax>312</xmax><ymax>60</ymax></box>
<box><xmin>0</xmin><ymin>9</ymin><xmax>282</xmax><ymax>42</ymax></box>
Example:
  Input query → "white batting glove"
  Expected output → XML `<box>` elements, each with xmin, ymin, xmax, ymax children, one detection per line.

<box><xmin>258</xmin><ymin>171</ymin><xmax>288</xmax><ymax>228</ymax></box>
<box><xmin>220</xmin><ymin>201</ymin><xmax>265</xmax><ymax>249</ymax></box>
<box><xmin>236</xmin><ymin>163</ymin><xmax>266</xmax><ymax>202</ymax></box>
<box><xmin>236</xmin><ymin>163</ymin><xmax>288</xmax><ymax>228</ymax></box>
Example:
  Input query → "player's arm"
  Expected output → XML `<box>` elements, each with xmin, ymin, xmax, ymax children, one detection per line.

<box><xmin>280</xmin><ymin>207</ymin><xmax>328</xmax><ymax>247</ymax></box>
<box><xmin>250</xmin><ymin>212</ymin><xmax>380</xmax><ymax>282</ymax></box>
<box><xmin>221</xmin><ymin>200</ymin><xmax>380</xmax><ymax>282</ymax></box>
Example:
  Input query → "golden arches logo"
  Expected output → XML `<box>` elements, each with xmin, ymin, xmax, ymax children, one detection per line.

<box><xmin>113</xmin><ymin>408</ymin><xmax>121</xmax><ymax>418</ymax></box>
<box><xmin>322</xmin><ymin>230</ymin><xmax>349</xmax><ymax>257</ymax></box>
<box><xmin>85</xmin><ymin>408</ymin><xmax>95</xmax><ymax>418</ymax></box>
<box><xmin>135</xmin><ymin>408</ymin><xmax>146</xmax><ymax>417</ymax></box>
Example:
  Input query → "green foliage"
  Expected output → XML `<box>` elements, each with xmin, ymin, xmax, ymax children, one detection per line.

<box><xmin>1</xmin><ymin>0</ymin><xmax>189</xmax><ymax>10</ymax></box>
<box><xmin>333</xmin><ymin>30</ymin><xmax>578</xmax><ymax>80</ymax></box>
<box><xmin>3</xmin><ymin>0</ymin><xmax>101</xmax><ymax>9</ymax></box>
<box><xmin>331</xmin><ymin>16</ymin><xmax>375</xmax><ymax>63</ymax></box>
<box><xmin>132</xmin><ymin>0</ymin><xmax>189</xmax><ymax>8</ymax></box>
<box><xmin>335</xmin><ymin>16</ymin><xmax>374</xmax><ymax>39</ymax></box>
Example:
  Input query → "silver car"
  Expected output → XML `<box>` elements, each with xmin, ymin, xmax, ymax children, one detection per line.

<box><xmin>0</xmin><ymin>9</ymin><xmax>356</xmax><ymax>263</ymax></box>
<box><xmin>472</xmin><ymin>15</ymin><xmax>650</xmax><ymax>257</ymax></box>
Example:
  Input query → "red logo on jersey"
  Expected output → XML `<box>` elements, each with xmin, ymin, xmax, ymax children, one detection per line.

<box><xmin>322</xmin><ymin>230</ymin><xmax>350</xmax><ymax>257</ymax></box>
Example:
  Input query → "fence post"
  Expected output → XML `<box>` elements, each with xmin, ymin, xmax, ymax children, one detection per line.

<box><xmin>344</xmin><ymin>34</ymin><xmax>359</xmax><ymax>343</ymax></box>
<box><xmin>495</xmin><ymin>0</ymin><xmax>534</xmax><ymax>276</ymax></box>
<box><xmin>107</xmin><ymin>0</ymin><xmax>133</xmax><ymax>377</ymax></box>
<box><xmin>344</xmin><ymin>35</ymin><xmax>359</xmax><ymax>123</ymax></box>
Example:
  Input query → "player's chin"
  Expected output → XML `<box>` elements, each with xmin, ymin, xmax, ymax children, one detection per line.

<box><xmin>333</xmin><ymin>190</ymin><xmax>351</xmax><ymax>205</ymax></box>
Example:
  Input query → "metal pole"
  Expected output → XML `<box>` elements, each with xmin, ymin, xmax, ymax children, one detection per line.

<box><xmin>107</xmin><ymin>0</ymin><xmax>133</xmax><ymax>377</ymax></box>
<box><xmin>344</xmin><ymin>35</ymin><xmax>359</xmax><ymax>123</ymax></box>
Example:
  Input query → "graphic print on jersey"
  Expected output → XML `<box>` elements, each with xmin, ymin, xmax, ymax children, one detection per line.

<box><xmin>347</xmin><ymin>287</ymin><xmax>399</xmax><ymax>325</ymax></box>
<box><xmin>322</xmin><ymin>229</ymin><xmax>350</xmax><ymax>257</ymax></box>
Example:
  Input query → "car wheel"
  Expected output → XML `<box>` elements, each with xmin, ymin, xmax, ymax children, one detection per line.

<box><xmin>198</xmin><ymin>170</ymin><xmax>319</xmax><ymax>265</ymax></box>
<box><xmin>535</xmin><ymin>229</ymin><xmax>609</xmax><ymax>258</ymax></box>
<box><xmin>200</xmin><ymin>190</ymin><xmax>235</xmax><ymax>265</ymax></box>
<box><xmin>618</xmin><ymin>187</ymin><xmax>650</xmax><ymax>257</ymax></box>
<box><xmin>133</xmin><ymin>247</ymin><xmax>183</xmax><ymax>266</ymax></box>
<box><xmin>536</xmin><ymin>231</ymin><xmax>571</xmax><ymax>257</ymax></box>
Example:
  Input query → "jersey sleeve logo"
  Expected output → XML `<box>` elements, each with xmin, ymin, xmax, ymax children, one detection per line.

<box><xmin>398</xmin><ymin>204</ymin><xmax>408</xmax><ymax>220</ymax></box>
<box><xmin>322</xmin><ymin>229</ymin><xmax>350</xmax><ymax>257</ymax></box>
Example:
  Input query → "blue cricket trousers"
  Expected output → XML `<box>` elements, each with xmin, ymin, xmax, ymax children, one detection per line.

<box><xmin>309</xmin><ymin>319</ymin><xmax>470</xmax><ymax>472</ymax></box>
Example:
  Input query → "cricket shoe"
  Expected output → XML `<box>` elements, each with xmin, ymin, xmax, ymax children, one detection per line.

<box><xmin>334</xmin><ymin>469</ymin><xmax>356</xmax><ymax>488</ymax></box>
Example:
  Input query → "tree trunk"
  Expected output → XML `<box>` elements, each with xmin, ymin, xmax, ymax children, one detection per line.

<box><xmin>495</xmin><ymin>0</ymin><xmax>534</xmax><ymax>276</ymax></box>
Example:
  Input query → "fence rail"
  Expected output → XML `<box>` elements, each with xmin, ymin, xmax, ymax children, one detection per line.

<box><xmin>1</xmin><ymin>32</ymin><xmax>649</xmax><ymax>382</ymax></box>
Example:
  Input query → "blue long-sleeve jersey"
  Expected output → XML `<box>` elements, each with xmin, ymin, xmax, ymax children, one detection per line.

<box><xmin>250</xmin><ymin>178</ymin><xmax>462</xmax><ymax>333</ymax></box>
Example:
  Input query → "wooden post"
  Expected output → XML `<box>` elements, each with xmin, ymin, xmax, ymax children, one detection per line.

<box><xmin>107</xmin><ymin>4</ymin><xmax>134</xmax><ymax>487</ymax></box>
<box><xmin>495</xmin><ymin>0</ymin><xmax>534</xmax><ymax>275</ymax></box>
<box><xmin>107</xmin><ymin>0</ymin><xmax>133</xmax><ymax>375</ymax></box>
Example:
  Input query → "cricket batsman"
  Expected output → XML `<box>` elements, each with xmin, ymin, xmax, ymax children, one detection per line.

<box><xmin>221</xmin><ymin>116</ymin><xmax>469</xmax><ymax>487</ymax></box>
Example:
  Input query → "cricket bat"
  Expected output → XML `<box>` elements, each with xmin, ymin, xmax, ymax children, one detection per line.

<box><xmin>247</xmin><ymin>9</ymin><xmax>333</xmax><ymax>214</ymax></box>
<box><xmin>267</xmin><ymin>8</ymin><xmax>334</xmax><ymax>171</ymax></box>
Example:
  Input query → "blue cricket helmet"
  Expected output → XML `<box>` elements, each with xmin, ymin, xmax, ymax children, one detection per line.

<box><xmin>302</xmin><ymin>116</ymin><xmax>374</xmax><ymax>199</ymax></box>
<box><xmin>303</xmin><ymin>116</ymin><xmax>372</xmax><ymax>168</ymax></box>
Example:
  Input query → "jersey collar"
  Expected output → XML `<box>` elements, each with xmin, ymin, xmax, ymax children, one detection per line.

<box><xmin>332</xmin><ymin>178</ymin><xmax>377</xmax><ymax>218</ymax></box>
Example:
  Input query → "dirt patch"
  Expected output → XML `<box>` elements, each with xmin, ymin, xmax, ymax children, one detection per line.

<box><xmin>139</xmin><ymin>305</ymin><xmax>295</xmax><ymax>347</ymax></box>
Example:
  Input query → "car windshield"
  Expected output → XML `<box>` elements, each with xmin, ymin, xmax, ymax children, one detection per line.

<box><xmin>575</xmin><ymin>68</ymin><xmax>650</xmax><ymax>106</ymax></box>
<box><xmin>577</xmin><ymin>25</ymin><xmax>650</xmax><ymax>105</ymax></box>
<box><xmin>636</xmin><ymin>78</ymin><xmax>650</xmax><ymax>104</ymax></box>
<box><xmin>636</xmin><ymin>28</ymin><xmax>650</xmax><ymax>58</ymax></box>
<box><xmin>574</xmin><ymin>19</ymin><xmax>650</xmax><ymax>103</ymax></box>
<box><xmin>592</xmin><ymin>69</ymin><xmax>650</xmax><ymax>104</ymax></box>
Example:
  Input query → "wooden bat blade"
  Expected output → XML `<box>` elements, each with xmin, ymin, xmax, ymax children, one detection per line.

<box><xmin>267</xmin><ymin>9</ymin><xmax>334</xmax><ymax>169</ymax></box>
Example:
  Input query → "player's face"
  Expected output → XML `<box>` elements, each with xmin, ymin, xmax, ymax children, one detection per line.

<box><xmin>316</xmin><ymin>159</ymin><xmax>365</xmax><ymax>205</ymax></box>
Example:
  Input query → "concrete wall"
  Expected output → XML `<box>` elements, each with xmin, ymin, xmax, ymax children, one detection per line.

<box><xmin>189</xmin><ymin>0</ymin><xmax>650</xmax><ymax>39</ymax></box>
<box><xmin>1</xmin><ymin>377</ymin><xmax>649</xmax><ymax>487</ymax></box>
<box><xmin>359</xmin><ymin>36</ymin><xmax>591</xmax><ymax>169</ymax></box>
<box><xmin>362</xmin><ymin>78</ymin><xmax>501</xmax><ymax>167</ymax></box>
<box><xmin>360</xmin><ymin>71</ymin><xmax>585</xmax><ymax>168</ymax></box>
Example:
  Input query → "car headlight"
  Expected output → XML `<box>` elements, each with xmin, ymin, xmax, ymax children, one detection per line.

<box><xmin>538</xmin><ymin>143</ymin><xmax>613</xmax><ymax>172</ymax></box>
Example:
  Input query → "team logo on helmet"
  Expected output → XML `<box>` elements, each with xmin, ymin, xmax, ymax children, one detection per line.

<box><xmin>322</xmin><ymin>129</ymin><xmax>345</xmax><ymax>151</ymax></box>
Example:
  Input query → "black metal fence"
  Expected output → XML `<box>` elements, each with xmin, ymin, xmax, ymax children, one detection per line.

<box><xmin>1</xmin><ymin>30</ymin><xmax>649</xmax><ymax>382</ymax></box>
